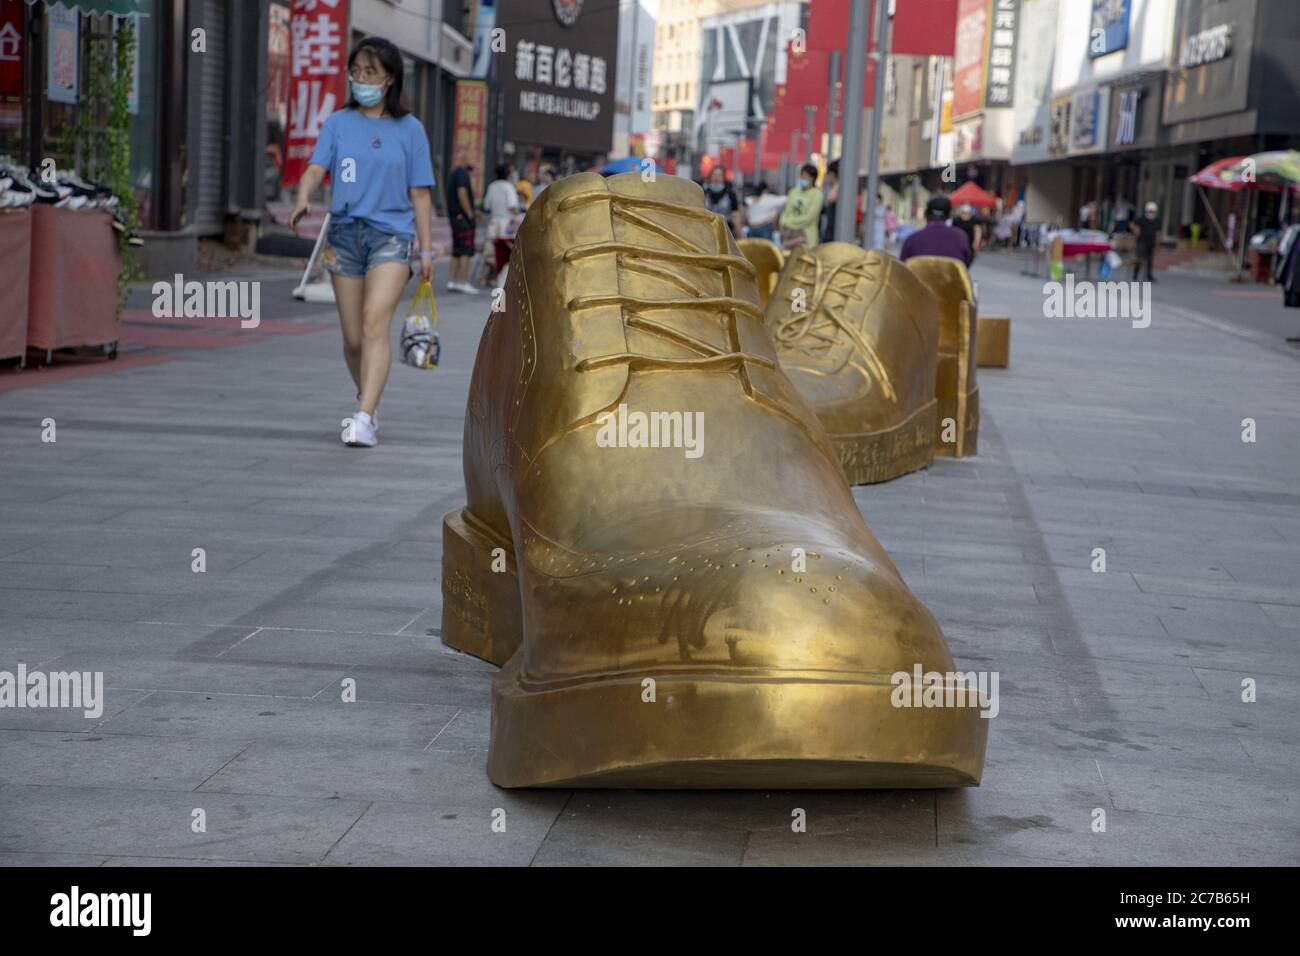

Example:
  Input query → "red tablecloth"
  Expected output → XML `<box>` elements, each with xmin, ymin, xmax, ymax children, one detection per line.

<box><xmin>27</xmin><ymin>206</ymin><xmax>121</xmax><ymax>352</ymax></box>
<box><xmin>1061</xmin><ymin>240</ymin><xmax>1112</xmax><ymax>258</ymax></box>
<box><xmin>0</xmin><ymin>209</ymin><xmax>31</xmax><ymax>360</ymax></box>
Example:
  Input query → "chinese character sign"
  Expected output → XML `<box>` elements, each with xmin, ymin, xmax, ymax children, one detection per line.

<box><xmin>984</xmin><ymin>0</ymin><xmax>1018</xmax><ymax>109</ymax></box>
<box><xmin>0</xmin><ymin>0</ymin><xmax>23</xmax><ymax>96</ymax></box>
<box><xmin>497</xmin><ymin>0</ymin><xmax>618</xmax><ymax>153</ymax></box>
<box><xmin>282</xmin><ymin>0</ymin><xmax>350</xmax><ymax>189</ymax></box>
<box><xmin>453</xmin><ymin>80</ymin><xmax>488</xmax><ymax>201</ymax></box>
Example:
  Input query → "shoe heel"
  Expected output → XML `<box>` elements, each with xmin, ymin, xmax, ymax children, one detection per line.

<box><xmin>440</xmin><ymin>509</ymin><xmax>522</xmax><ymax>666</ymax></box>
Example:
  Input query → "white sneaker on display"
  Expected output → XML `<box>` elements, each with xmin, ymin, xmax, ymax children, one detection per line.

<box><xmin>344</xmin><ymin>410</ymin><xmax>378</xmax><ymax>448</ymax></box>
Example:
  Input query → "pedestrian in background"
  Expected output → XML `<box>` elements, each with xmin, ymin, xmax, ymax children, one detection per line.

<box><xmin>820</xmin><ymin>161</ymin><xmax>839</xmax><ymax>243</ymax></box>
<box><xmin>535</xmin><ymin>166</ymin><xmax>556</xmax><ymax>197</ymax></box>
<box><xmin>445</xmin><ymin>154</ymin><xmax>478</xmax><ymax>294</ymax></box>
<box><xmin>290</xmin><ymin>36</ymin><xmax>438</xmax><ymax>449</ymax></box>
<box><xmin>781</xmin><ymin>164</ymin><xmax>823</xmax><ymax>249</ymax></box>
<box><xmin>1130</xmin><ymin>201</ymin><xmax>1160</xmax><ymax>282</ymax></box>
<box><xmin>953</xmin><ymin>204</ymin><xmax>982</xmax><ymax>261</ymax></box>
<box><xmin>483</xmin><ymin>164</ymin><xmax>518</xmax><ymax>241</ymax></box>
<box><xmin>745</xmin><ymin>181</ymin><xmax>786</xmax><ymax>241</ymax></box>
<box><xmin>871</xmin><ymin>191</ymin><xmax>887</xmax><ymax>249</ymax></box>
<box><xmin>704</xmin><ymin>166</ymin><xmax>743</xmax><ymax>236</ymax></box>
<box><xmin>899</xmin><ymin>195</ymin><xmax>972</xmax><ymax>266</ymax></box>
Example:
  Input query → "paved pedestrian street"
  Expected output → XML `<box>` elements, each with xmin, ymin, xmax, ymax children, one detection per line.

<box><xmin>1</xmin><ymin>259</ymin><xmax>1297</xmax><ymax>866</ymax></box>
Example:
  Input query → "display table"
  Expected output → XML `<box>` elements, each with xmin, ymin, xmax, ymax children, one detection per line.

<box><xmin>0</xmin><ymin>208</ymin><xmax>32</xmax><ymax>363</ymax></box>
<box><xmin>27</xmin><ymin>206</ymin><xmax>122</xmax><ymax>358</ymax></box>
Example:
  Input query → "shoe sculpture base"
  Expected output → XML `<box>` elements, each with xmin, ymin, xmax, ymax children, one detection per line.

<box><xmin>977</xmin><ymin>315</ymin><xmax>1010</xmax><ymax>368</ymax></box>
<box><xmin>766</xmin><ymin>243</ymin><xmax>941</xmax><ymax>485</ymax></box>
<box><xmin>442</xmin><ymin>173</ymin><xmax>987</xmax><ymax>789</ymax></box>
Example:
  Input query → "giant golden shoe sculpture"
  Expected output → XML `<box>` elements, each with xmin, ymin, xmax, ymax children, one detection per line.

<box><xmin>441</xmin><ymin>172</ymin><xmax>987</xmax><ymax>789</ymax></box>
<box><xmin>904</xmin><ymin>256</ymin><xmax>980</xmax><ymax>457</ymax></box>
<box><xmin>765</xmin><ymin>242</ymin><xmax>940</xmax><ymax>484</ymax></box>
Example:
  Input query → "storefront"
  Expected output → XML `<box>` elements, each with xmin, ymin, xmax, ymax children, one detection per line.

<box><xmin>1</xmin><ymin>1</ymin><xmax>276</xmax><ymax>274</ymax></box>
<box><xmin>1162</xmin><ymin>0</ymin><xmax>1300</xmax><ymax>244</ymax></box>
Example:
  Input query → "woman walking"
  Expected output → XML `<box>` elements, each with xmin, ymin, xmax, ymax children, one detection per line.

<box><xmin>290</xmin><ymin>37</ymin><xmax>438</xmax><ymax>448</ymax></box>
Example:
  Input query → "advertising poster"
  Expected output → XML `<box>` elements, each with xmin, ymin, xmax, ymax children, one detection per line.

<box><xmin>48</xmin><ymin>3</ymin><xmax>80</xmax><ymax>105</ymax></box>
<box><xmin>1088</xmin><ymin>0</ymin><xmax>1131</xmax><ymax>59</ymax></box>
<box><xmin>952</xmin><ymin>0</ymin><xmax>988</xmax><ymax>118</ymax></box>
<box><xmin>453</xmin><ymin>80</ymin><xmax>488</xmax><ymax>201</ymax></box>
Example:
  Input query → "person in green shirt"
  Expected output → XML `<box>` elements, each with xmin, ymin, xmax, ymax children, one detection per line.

<box><xmin>780</xmin><ymin>164</ymin><xmax>824</xmax><ymax>249</ymax></box>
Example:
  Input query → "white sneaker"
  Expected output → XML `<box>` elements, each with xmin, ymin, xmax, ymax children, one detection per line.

<box><xmin>355</xmin><ymin>395</ymin><xmax>378</xmax><ymax>432</ymax></box>
<box><xmin>447</xmin><ymin>281</ymin><xmax>468</xmax><ymax>294</ymax></box>
<box><xmin>344</xmin><ymin>411</ymin><xmax>378</xmax><ymax>447</ymax></box>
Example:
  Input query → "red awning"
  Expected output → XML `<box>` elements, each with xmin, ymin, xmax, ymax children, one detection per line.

<box><xmin>949</xmin><ymin>181</ymin><xmax>998</xmax><ymax>209</ymax></box>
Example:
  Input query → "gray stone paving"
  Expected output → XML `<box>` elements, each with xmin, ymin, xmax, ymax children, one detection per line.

<box><xmin>1</xmin><ymin>260</ymin><xmax>1298</xmax><ymax>866</ymax></box>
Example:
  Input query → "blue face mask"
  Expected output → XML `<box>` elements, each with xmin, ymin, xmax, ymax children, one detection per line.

<box><xmin>351</xmin><ymin>80</ymin><xmax>385</xmax><ymax>108</ymax></box>
<box><xmin>799</xmin><ymin>178</ymin><xmax>811</xmax><ymax>190</ymax></box>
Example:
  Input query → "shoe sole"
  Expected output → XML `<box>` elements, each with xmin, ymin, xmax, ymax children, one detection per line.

<box><xmin>441</xmin><ymin>507</ymin><xmax>987</xmax><ymax>789</ymax></box>
<box><xmin>829</xmin><ymin>399</ymin><xmax>937</xmax><ymax>485</ymax></box>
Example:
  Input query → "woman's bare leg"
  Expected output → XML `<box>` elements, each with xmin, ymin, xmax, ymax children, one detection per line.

<box><xmin>358</xmin><ymin>262</ymin><xmax>411</xmax><ymax>415</ymax></box>
<box><xmin>331</xmin><ymin>272</ymin><xmax>366</xmax><ymax>392</ymax></box>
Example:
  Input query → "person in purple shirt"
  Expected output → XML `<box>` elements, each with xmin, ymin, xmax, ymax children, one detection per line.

<box><xmin>900</xmin><ymin>195</ymin><xmax>972</xmax><ymax>266</ymax></box>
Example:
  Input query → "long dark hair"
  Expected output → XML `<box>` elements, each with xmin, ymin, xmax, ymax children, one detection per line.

<box><xmin>344</xmin><ymin>37</ymin><xmax>409</xmax><ymax>118</ymax></box>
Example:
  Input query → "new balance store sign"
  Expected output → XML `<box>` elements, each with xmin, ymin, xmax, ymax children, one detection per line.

<box><xmin>497</xmin><ymin>0</ymin><xmax>618</xmax><ymax>153</ymax></box>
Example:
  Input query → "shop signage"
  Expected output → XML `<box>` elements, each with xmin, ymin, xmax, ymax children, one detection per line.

<box><xmin>1114</xmin><ymin>87</ymin><xmax>1138</xmax><ymax>145</ymax></box>
<box><xmin>1179</xmin><ymin>24</ymin><xmax>1233</xmax><ymax>68</ymax></box>
<box><xmin>984</xmin><ymin>0</ymin><xmax>1018</xmax><ymax>108</ymax></box>
<box><xmin>498</xmin><ymin>0</ymin><xmax>618</xmax><ymax>152</ymax></box>
<box><xmin>452</xmin><ymin>80</ymin><xmax>488</xmax><ymax>200</ymax></box>
<box><xmin>1088</xmin><ymin>0</ymin><xmax>1130</xmax><ymax>59</ymax></box>
<box><xmin>0</xmin><ymin>0</ymin><xmax>22</xmax><ymax>96</ymax></box>
<box><xmin>281</xmin><ymin>0</ymin><xmax>350</xmax><ymax>189</ymax></box>
<box><xmin>1018</xmin><ymin>126</ymin><xmax>1042</xmax><ymax>147</ymax></box>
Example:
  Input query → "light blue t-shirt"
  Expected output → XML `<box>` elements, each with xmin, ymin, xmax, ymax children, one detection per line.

<box><xmin>309</xmin><ymin>110</ymin><xmax>435</xmax><ymax>239</ymax></box>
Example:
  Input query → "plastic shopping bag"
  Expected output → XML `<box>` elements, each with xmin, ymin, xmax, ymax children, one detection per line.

<box><xmin>400</xmin><ymin>280</ymin><xmax>441</xmax><ymax>369</ymax></box>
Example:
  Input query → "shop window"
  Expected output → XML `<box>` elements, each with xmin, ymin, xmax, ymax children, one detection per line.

<box><xmin>23</xmin><ymin>4</ymin><xmax>157</xmax><ymax>228</ymax></box>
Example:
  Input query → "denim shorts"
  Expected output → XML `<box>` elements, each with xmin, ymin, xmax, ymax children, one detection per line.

<box><xmin>324</xmin><ymin>219</ymin><xmax>412</xmax><ymax>278</ymax></box>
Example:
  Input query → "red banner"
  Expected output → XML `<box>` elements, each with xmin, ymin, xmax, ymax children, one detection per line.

<box><xmin>0</xmin><ymin>0</ymin><xmax>23</xmax><ymax>95</ymax></box>
<box><xmin>719</xmin><ymin>146</ymin><xmax>736</xmax><ymax>174</ymax></box>
<box><xmin>893</xmin><ymin>0</ymin><xmax>959</xmax><ymax>56</ymax></box>
<box><xmin>807</xmin><ymin>0</ymin><xmax>853</xmax><ymax>53</ymax></box>
<box><xmin>785</xmin><ymin>45</ymin><xmax>829</xmax><ymax>107</ymax></box>
<box><xmin>787</xmin><ymin>38</ymin><xmax>872</xmax><ymax>116</ymax></box>
<box><xmin>952</xmin><ymin>0</ymin><xmax>988</xmax><ymax>118</ymax></box>
<box><xmin>281</xmin><ymin>0</ymin><xmax>349</xmax><ymax>189</ymax></box>
<box><xmin>738</xmin><ymin>138</ymin><xmax>756</xmax><ymax>175</ymax></box>
<box><xmin>452</xmin><ymin>80</ymin><xmax>488</xmax><ymax>201</ymax></box>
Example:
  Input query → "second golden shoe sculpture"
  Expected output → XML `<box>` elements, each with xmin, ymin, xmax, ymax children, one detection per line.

<box><xmin>904</xmin><ymin>256</ymin><xmax>980</xmax><ymax>458</ymax></box>
<box><xmin>766</xmin><ymin>242</ymin><xmax>941</xmax><ymax>484</ymax></box>
<box><xmin>441</xmin><ymin>173</ymin><xmax>987</xmax><ymax>789</ymax></box>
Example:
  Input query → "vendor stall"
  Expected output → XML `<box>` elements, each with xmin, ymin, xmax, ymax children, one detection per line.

<box><xmin>26</xmin><ymin>206</ymin><xmax>121</xmax><ymax>363</ymax></box>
